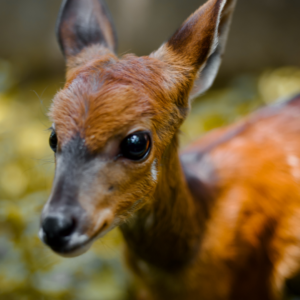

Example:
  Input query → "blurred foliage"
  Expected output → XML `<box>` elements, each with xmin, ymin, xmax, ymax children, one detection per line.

<box><xmin>181</xmin><ymin>67</ymin><xmax>300</xmax><ymax>145</ymax></box>
<box><xmin>1</xmin><ymin>59</ymin><xmax>300</xmax><ymax>300</ymax></box>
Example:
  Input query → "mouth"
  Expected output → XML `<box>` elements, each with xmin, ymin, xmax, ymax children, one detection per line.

<box><xmin>38</xmin><ymin>228</ymin><xmax>92</xmax><ymax>257</ymax></box>
<box><xmin>56</xmin><ymin>240</ymin><xmax>94</xmax><ymax>258</ymax></box>
<box><xmin>39</xmin><ymin>217</ymin><xmax>118</xmax><ymax>257</ymax></box>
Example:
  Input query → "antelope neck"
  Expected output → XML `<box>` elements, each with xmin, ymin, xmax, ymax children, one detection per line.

<box><xmin>121</xmin><ymin>135</ymin><xmax>204</xmax><ymax>271</ymax></box>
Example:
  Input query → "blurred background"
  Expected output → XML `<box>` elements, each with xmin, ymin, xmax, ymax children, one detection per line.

<box><xmin>0</xmin><ymin>0</ymin><xmax>300</xmax><ymax>299</ymax></box>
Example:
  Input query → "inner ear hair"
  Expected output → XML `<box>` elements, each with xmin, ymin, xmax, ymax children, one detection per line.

<box><xmin>56</xmin><ymin>0</ymin><xmax>118</xmax><ymax>59</ymax></box>
<box><xmin>152</xmin><ymin>0</ymin><xmax>236</xmax><ymax>101</ymax></box>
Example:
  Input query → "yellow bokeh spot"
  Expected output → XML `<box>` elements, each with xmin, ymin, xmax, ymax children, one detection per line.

<box><xmin>17</xmin><ymin>122</ymin><xmax>50</xmax><ymax>157</ymax></box>
<box><xmin>1</xmin><ymin>164</ymin><xmax>28</xmax><ymax>198</ymax></box>
<box><xmin>259</xmin><ymin>67</ymin><xmax>300</xmax><ymax>104</ymax></box>
<box><xmin>0</xmin><ymin>95</ymin><xmax>9</xmax><ymax>124</ymax></box>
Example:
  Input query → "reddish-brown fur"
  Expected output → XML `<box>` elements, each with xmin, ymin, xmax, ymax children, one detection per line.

<box><xmin>180</xmin><ymin>96</ymin><xmax>300</xmax><ymax>299</ymax></box>
<box><xmin>42</xmin><ymin>0</ymin><xmax>300</xmax><ymax>299</ymax></box>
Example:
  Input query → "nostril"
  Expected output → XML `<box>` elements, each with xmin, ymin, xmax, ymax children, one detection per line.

<box><xmin>42</xmin><ymin>215</ymin><xmax>76</xmax><ymax>241</ymax></box>
<box><xmin>60</xmin><ymin>217</ymin><xmax>76</xmax><ymax>237</ymax></box>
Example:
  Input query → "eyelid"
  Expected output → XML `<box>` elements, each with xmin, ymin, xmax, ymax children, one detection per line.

<box><xmin>126</xmin><ymin>127</ymin><xmax>150</xmax><ymax>136</ymax></box>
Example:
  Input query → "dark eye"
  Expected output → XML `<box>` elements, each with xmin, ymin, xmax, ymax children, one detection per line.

<box><xmin>120</xmin><ymin>132</ymin><xmax>151</xmax><ymax>161</ymax></box>
<box><xmin>49</xmin><ymin>131</ymin><xmax>58</xmax><ymax>152</ymax></box>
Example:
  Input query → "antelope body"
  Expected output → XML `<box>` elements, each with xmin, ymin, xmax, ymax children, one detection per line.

<box><xmin>39</xmin><ymin>0</ymin><xmax>300</xmax><ymax>299</ymax></box>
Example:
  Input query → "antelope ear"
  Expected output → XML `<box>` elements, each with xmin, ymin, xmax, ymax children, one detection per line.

<box><xmin>153</xmin><ymin>0</ymin><xmax>236</xmax><ymax>102</ymax></box>
<box><xmin>189</xmin><ymin>0</ymin><xmax>236</xmax><ymax>99</ymax></box>
<box><xmin>56</xmin><ymin>0</ymin><xmax>118</xmax><ymax>59</ymax></box>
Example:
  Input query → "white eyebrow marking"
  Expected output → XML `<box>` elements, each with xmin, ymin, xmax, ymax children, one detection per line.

<box><xmin>151</xmin><ymin>159</ymin><xmax>158</xmax><ymax>182</ymax></box>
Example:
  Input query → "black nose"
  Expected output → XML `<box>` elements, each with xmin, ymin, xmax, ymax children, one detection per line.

<box><xmin>42</xmin><ymin>215</ymin><xmax>76</xmax><ymax>250</ymax></box>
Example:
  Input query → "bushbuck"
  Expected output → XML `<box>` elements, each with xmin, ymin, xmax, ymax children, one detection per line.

<box><xmin>39</xmin><ymin>0</ymin><xmax>300</xmax><ymax>299</ymax></box>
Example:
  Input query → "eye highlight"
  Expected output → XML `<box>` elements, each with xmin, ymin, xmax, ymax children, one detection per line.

<box><xmin>49</xmin><ymin>131</ymin><xmax>58</xmax><ymax>153</ymax></box>
<box><xmin>120</xmin><ymin>132</ymin><xmax>151</xmax><ymax>161</ymax></box>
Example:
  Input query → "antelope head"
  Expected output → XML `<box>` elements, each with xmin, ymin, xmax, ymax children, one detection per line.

<box><xmin>39</xmin><ymin>0</ymin><xmax>236</xmax><ymax>256</ymax></box>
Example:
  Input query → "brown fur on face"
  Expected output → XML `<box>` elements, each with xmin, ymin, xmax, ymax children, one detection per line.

<box><xmin>50</xmin><ymin>47</ymin><xmax>192</xmax><ymax>154</ymax></box>
<box><xmin>48</xmin><ymin>45</ymin><xmax>195</xmax><ymax>241</ymax></box>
